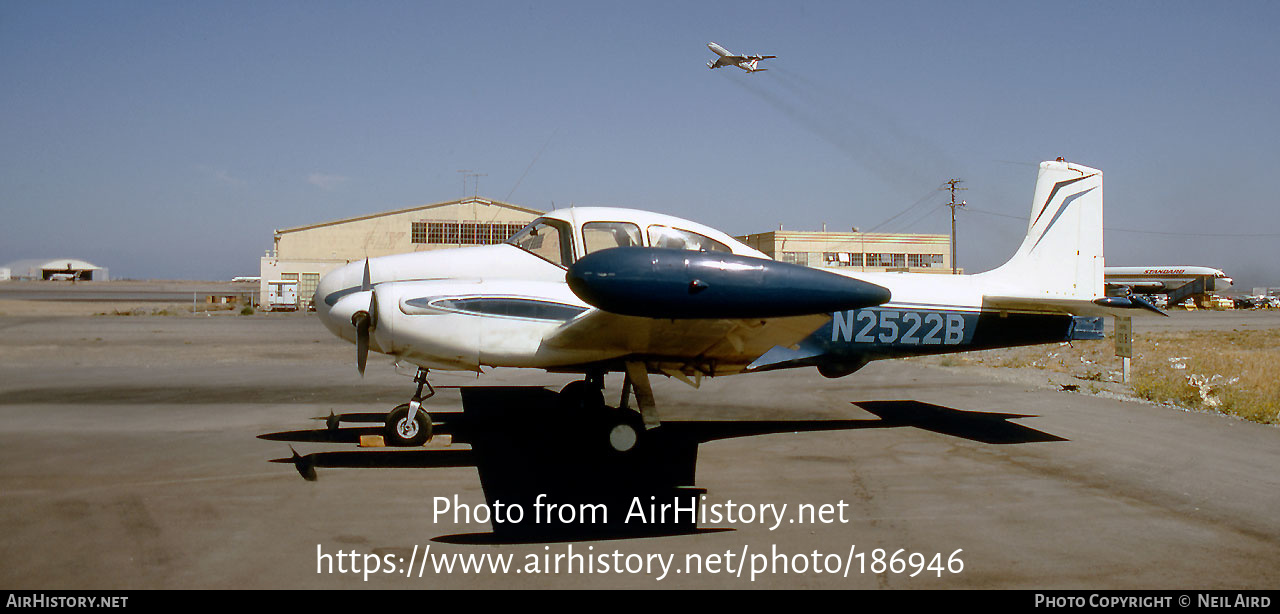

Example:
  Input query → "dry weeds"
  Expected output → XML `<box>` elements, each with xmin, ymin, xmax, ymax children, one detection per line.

<box><xmin>915</xmin><ymin>329</ymin><xmax>1280</xmax><ymax>425</ymax></box>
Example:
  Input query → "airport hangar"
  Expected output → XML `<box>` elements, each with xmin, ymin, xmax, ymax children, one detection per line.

<box><xmin>260</xmin><ymin>196</ymin><xmax>954</xmax><ymax>309</ymax></box>
<box><xmin>1</xmin><ymin>258</ymin><xmax>109</xmax><ymax>281</ymax></box>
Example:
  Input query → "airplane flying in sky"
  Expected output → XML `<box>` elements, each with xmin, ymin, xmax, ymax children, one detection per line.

<box><xmin>706</xmin><ymin>42</ymin><xmax>775</xmax><ymax>73</ymax></box>
<box><xmin>313</xmin><ymin>159</ymin><xmax>1160</xmax><ymax>453</ymax></box>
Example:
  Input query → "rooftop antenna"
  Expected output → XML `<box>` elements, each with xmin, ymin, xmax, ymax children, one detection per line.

<box><xmin>456</xmin><ymin>170</ymin><xmax>472</xmax><ymax>200</ymax></box>
<box><xmin>941</xmin><ymin>178</ymin><xmax>967</xmax><ymax>274</ymax></box>
<box><xmin>468</xmin><ymin>173</ymin><xmax>487</xmax><ymax>199</ymax></box>
<box><xmin>458</xmin><ymin>170</ymin><xmax>486</xmax><ymax>200</ymax></box>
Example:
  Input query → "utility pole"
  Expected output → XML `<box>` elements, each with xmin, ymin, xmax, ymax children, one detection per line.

<box><xmin>941</xmin><ymin>178</ymin><xmax>967</xmax><ymax>274</ymax></box>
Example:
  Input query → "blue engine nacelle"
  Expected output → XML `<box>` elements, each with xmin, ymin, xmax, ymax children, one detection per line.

<box><xmin>566</xmin><ymin>247</ymin><xmax>891</xmax><ymax>319</ymax></box>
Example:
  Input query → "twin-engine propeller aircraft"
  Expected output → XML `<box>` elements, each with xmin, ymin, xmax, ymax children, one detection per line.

<box><xmin>315</xmin><ymin>160</ymin><xmax>1162</xmax><ymax>453</ymax></box>
<box><xmin>706</xmin><ymin>42</ymin><xmax>776</xmax><ymax>72</ymax></box>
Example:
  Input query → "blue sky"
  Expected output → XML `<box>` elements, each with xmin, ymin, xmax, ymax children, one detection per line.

<box><xmin>2</xmin><ymin>1</ymin><xmax>1278</xmax><ymax>289</ymax></box>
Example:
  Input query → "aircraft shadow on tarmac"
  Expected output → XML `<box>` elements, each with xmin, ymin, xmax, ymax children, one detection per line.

<box><xmin>261</xmin><ymin>387</ymin><xmax>1065</xmax><ymax>543</ymax></box>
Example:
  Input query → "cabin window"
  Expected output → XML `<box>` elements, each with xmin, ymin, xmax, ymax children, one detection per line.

<box><xmin>582</xmin><ymin>222</ymin><xmax>642</xmax><ymax>255</ymax></box>
<box><xmin>646</xmin><ymin>225</ymin><xmax>731</xmax><ymax>253</ymax></box>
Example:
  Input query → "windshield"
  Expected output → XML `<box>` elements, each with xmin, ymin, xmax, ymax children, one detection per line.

<box><xmin>506</xmin><ymin>218</ymin><xmax>575</xmax><ymax>266</ymax></box>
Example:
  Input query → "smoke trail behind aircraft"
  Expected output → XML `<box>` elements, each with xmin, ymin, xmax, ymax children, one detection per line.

<box><xmin>721</xmin><ymin>67</ymin><xmax>955</xmax><ymax>198</ymax></box>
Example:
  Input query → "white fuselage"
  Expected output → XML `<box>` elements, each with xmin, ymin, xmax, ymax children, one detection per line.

<box><xmin>316</xmin><ymin>161</ymin><xmax>1152</xmax><ymax>379</ymax></box>
<box><xmin>315</xmin><ymin>207</ymin><xmax>771</xmax><ymax>372</ymax></box>
<box><xmin>1103</xmin><ymin>266</ymin><xmax>1232</xmax><ymax>293</ymax></box>
<box><xmin>706</xmin><ymin>42</ymin><xmax>768</xmax><ymax>72</ymax></box>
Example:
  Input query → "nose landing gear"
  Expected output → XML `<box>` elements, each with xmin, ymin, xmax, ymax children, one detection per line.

<box><xmin>384</xmin><ymin>368</ymin><xmax>435</xmax><ymax>447</ymax></box>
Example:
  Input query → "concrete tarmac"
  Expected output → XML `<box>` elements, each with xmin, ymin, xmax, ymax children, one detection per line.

<box><xmin>1</xmin><ymin>312</ymin><xmax>1277</xmax><ymax>589</ymax></box>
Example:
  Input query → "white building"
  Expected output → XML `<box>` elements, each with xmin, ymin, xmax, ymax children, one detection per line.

<box><xmin>2</xmin><ymin>258</ymin><xmax>109</xmax><ymax>281</ymax></box>
<box><xmin>262</xmin><ymin>196</ymin><xmax>961</xmax><ymax>309</ymax></box>
<box><xmin>735</xmin><ymin>230</ymin><xmax>955</xmax><ymax>274</ymax></box>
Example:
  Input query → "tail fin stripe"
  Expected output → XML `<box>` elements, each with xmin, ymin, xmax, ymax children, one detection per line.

<box><xmin>1032</xmin><ymin>186</ymin><xmax>1097</xmax><ymax>251</ymax></box>
<box><xmin>1033</xmin><ymin>174</ymin><xmax>1094</xmax><ymax>226</ymax></box>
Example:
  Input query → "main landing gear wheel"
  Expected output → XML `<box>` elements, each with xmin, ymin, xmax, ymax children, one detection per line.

<box><xmin>385</xmin><ymin>403</ymin><xmax>432</xmax><ymax>447</ymax></box>
<box><xmin>560</xmin><ymin>379</ymin><xmax>605</xmax><ymax>413</ymax></box>
<box><xmin>604</xmin><ymin>409</ymin><xmax>645</xmax><ymax>454</ymax></box>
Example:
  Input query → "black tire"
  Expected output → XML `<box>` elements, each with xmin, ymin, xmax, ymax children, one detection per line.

<box><xmin>560</xmin><ymin>380</ymin><xmax>605</xmax><ymax>412</ymax></box>
<box><xmin>385</xmin><ymin>403</ymin><xmax>432</xmax><ymax>447</ymax></box>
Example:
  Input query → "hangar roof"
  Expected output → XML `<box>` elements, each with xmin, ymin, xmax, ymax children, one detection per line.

<box><xmin>4</xmin><ymin>258</ymin><xmax>105</xmax><ymax>273</ymax></box>
<box><xmin>275</xmin><ymin>197</ymin><xmax>543</xmax><ymax>235</ymax></box>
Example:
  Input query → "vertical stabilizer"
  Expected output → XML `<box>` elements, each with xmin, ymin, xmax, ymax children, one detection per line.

<box><xmin>981</xmin><ymin>160</ymin><xmax>1104</xmax><ymax>299</ymax></box>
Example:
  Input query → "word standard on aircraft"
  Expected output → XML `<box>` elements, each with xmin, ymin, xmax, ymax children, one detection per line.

<box><xmin>706</xmin><ymin>42</ymin><xmax>776</xmax><ymax>73</ymax></box>
<box><xmin>314</xmin><ymin>159</ymin><xmax>1162</xmax><ymax>453</ymax></box>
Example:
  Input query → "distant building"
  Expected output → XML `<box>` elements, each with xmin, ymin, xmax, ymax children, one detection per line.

<box><xmin>263</xmin><ymin>198</ymin><xmax>959</xmax><ymax>309</ymax></box>
<box><xmin>2</xmin><ymin>258</ymin><xmax>109</xmax><ymax>281</ymax></box>
<box><xmin>261</xmin><ymin>196</ymin><xmax>543</xmax><ymax>308</ymax></box>
<box><xmin>734</xmin><ymin>230</ymin><xmax>955</xmax><ymax>274</ymax></box>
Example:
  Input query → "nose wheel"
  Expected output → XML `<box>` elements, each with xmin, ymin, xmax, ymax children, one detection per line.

<box><xmin>384</xmin><ymin>368</ymin><xmax>435</xmax><ymax>447</ymax></box>
<box><xmin>385</xmin><ymin>403</ymin><xmax>432</xmax><ymax>446</ymax></box>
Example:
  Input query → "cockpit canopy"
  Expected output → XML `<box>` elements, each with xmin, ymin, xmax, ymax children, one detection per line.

<box><xmin>505</xmin><ymin>207</ymin><xmax>764</xmax><ymax>267</ymax></box>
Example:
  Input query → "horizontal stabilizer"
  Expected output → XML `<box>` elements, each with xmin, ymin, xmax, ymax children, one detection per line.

<box><xmin>746</xmin><ymin>343</ymin><xmax>825</xmax><ymax>371</ymax></box>
<box><xmin>984</xmin><ymin>294</ymin><xmax>1167</xmax><ymax>318</ymax></box>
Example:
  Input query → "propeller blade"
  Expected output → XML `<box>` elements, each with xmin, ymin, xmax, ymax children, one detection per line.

<box><xmin>353</xmin><ymin>311</ymin><xmax>370</xmax><ymax>376</ymax></box>
<box><xmin>361</xmin><ymin>258</ymin><xmax>371</xmax><ymax>291</ymax></box>
<box><xmin>350</xmin><ymin>284</ymin><xmax>380</xmax><ymax>376</ymax></box>
<box><xmin>325</xmin><ymin>411</ymin><xmax>339</xmax><ymax>432</ymax></box>
<box><xmin>289</xmin><ymin>446</ymin><xmax>317</xmax><ymax>481</ymax></box>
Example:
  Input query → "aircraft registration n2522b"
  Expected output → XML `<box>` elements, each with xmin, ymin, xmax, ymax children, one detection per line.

<box><xmin>314</xmin><ymin>159</ymin><xmax>1162</xmax><ymax>452</ymax></box>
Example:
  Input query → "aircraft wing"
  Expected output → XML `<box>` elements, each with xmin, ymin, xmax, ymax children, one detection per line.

<box><xmin>1105</xmin><ymin>281</ymin><xmax>1167</xmax><ymax>293</ymax></box>
<box><xmin>548</xmin><ymin>247</ymin><xmax>889</xmax><ymax>371</ymax></box>
<box><xmin>983</xmin><ymin>294</ymin><xmax>1166</xmax><ymax>318</ymax></box>
<box><xmin>542</xmin><ymin>309</ymin><xmax>830</xmax><ymax>371</ymax></box>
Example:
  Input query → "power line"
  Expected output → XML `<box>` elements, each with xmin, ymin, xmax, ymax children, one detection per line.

<box><xmin>865</xmin><ymin>187</ymin><xmax>939</xmax><ymax>233</ymax></box>
<box><xmin>962</xmin><ymin>204</ymin><xmax>1274</xmax><ymax>236</ymax></box>
<box><xmin>898</xmin><ymin>203</ymin><xmax>947</xmax><ymax>233</ymax></box>
<box><xmin>506</xmin><ymin>129</ymin><xmax>558</xmax><ymax>202</ymax></box>
<box><xmin>1106</xmin><ymin>228</ymin><xmax>1280</xmax><ymax>237</ymax></box>
<box><xmin>964</xmin><ymin>208</ymin><xmax>1025</xmax><ymax>221</ymax></box>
